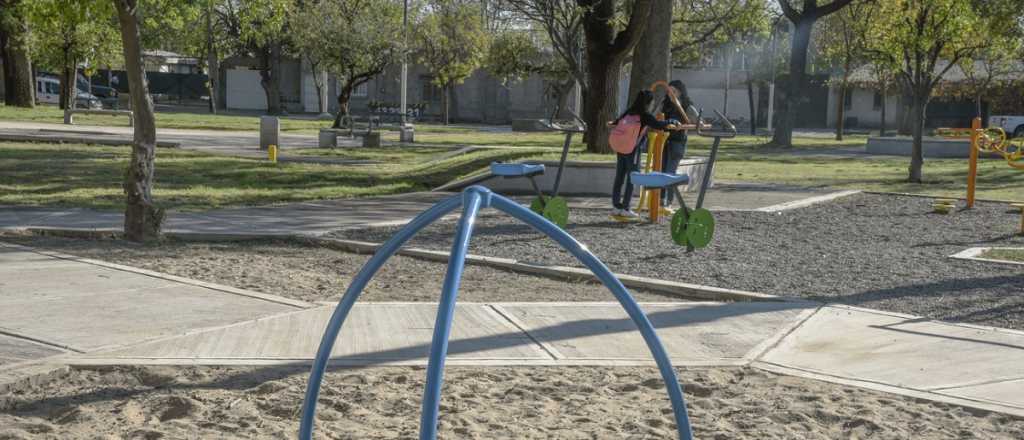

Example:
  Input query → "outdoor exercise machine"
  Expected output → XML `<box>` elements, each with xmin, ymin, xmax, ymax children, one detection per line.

<box><xmin>488</xmin><ymin>113</ymin><xmax>587</xmax><ymax>228</ymax></box>
<box><xmin>936</xmin><ymin>117</ymin><xmax>1024</xmax><ymax>234</ymax></box>
<box><xmin>937</xmin><ymin>117</ymin><xmax>1024</xmax><ymax>208</ymax></box>
<box><xmin>635</xmin><ymin>80</ymin><xmax>702</xmax><ymax>223</ymax></box>
<box><xmin>298</xmin><ymin>185</ymin><xmax>695</xmax><ymax>440</ymax></box>
<box><xmin>632</xmin><ymin>109</ymin><xmax>736</xmax><ymax>250</ymax></box>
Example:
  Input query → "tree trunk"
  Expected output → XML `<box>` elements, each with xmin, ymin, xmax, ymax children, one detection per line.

<box><xmin>441</xmin><ymin>83</ymin><xmax>450</xmax><ymax>125</ymax></box>
<box><xmin>975</xmin><ymin>95</ymin><xmax>983</xmax><ymax>120</ymax></box>
<box><xmin>62</xmin><ymin>64</ymin><xmax>78</xmax><ymax>110</ymax></box>
<box><xmin>259</xmin><ymin>44</ymin><xmax>283</xmax><ymax>115</ymax></box>
<box><xmin>835</xmin><ymin>84</ymin><xmax>845</xmax><ymax>141</ymax></box>
<box><xmin>627</xmin><ymin>0</ymin><xmax>672</xmax><ymax>101</ymax></box>
<box><xmin>448</xmin><ymin>82</ymin><xmax>460</xmax><ymax>123</ymax></box>
<box><xmin>771</xmin><ymin>18</ymin><xmax>814</xmax><ymax>147</ymax></box>
<box><xmin>113</xmin><ymin>0</ymin><xmax>163</xmax><ymax>242</ymax></box>
<box><xmin>0</xmin><ymin>3</ymin><xmax>34</xmax><ymax>108</ymax></box>
<box><xmin>584</xmin><ymin>60</ymin><xmax>622</xmax><ymax>154</ymax></box>
<box><xmin>879</xmin><ymin>86</ymin><xmax>887</xmax><ymax>136</ymax></box>
<box><xmin>332</xmin><ymin>81</ymin><xmax>354</xmax><ymax>129</ymax></box>
<box><xmin>205</xmin><ymin>1</ymin><xmax>218</xmax><ymax>114</ymax></box>
<box><xmin>747</xmin><ymin>76</ymin><xmax>756</xmax><ymax>135</ymax></box>
<box><xmin>908</xmin><ymin>95</ymin><xmax>927</xmax><ymax>183</ymax></box>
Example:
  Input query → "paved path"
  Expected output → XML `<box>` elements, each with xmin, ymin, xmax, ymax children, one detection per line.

<box><xmin>2</xmin><ymin>242</ymin><xmax>1023</xmax><ymax>417</ymax></box>
<box><xmin>0</xmin><ymin>185</ymin><xmax>858</xmax><ymax>238</ymax></box>
<box><xmin>0</xmin><ymin>192</ymin><xmax>454</xmax><ymax>237</ymax></box>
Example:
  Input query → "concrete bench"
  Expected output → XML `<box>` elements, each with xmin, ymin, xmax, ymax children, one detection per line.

<box><xmin>64</xmin><ymin>108</ymin><xmax>133</xmax><ymax>127</ymax></box>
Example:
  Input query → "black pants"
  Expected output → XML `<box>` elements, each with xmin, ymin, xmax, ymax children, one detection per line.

<box><xmin>660</xmin><ymin>137</ymin><xmax>688</xmax><ymax>205</ymax></box>
<box><xmin>612</xmin><ymin>148</ymin><xmax>640</xmax><ymax>211</ymax></box>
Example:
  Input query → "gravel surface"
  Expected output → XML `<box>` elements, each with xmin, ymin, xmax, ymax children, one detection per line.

<box><xmin>2</xmin><ymin>236</ymin><xmax>680</xmax><ymax>303</ymax></box>
<box><xmin>331</xmin><ymin>193</ymin><xmax>1024</xmax><ymax>330</ymax></box>
<box><xmin>4</xmin><ymin>365</ymin><xmax>1021</xmax><ymax>439</ymax></box>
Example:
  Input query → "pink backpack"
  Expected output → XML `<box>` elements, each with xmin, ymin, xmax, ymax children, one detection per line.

<box><xmin>609</xmin><ymin>115</ymin><xmax>646</xmax><ymax>154</ymax></box>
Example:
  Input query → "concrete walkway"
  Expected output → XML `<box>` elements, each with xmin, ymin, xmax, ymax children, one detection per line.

<box><xmin>2</xmin><ymin>242</ymin><xmax>1024</xmax><ymax>417</ymax></box>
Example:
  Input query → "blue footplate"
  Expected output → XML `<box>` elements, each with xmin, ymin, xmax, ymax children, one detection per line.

<box><xmin>630</xmin><ymin>171</ymin><xmax>689</xmax><ymax>188</ymax></box>
<box><xmin>490</xmin><ymin>162</ymin><xmax>545</xmax><ymax>177</ymax></box>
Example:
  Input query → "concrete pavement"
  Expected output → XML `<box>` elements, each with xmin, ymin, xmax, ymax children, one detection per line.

<box><xmin>2</xmin><ymin>242</ymin><xmax>1024</xmax><ymax>417</ymax></box>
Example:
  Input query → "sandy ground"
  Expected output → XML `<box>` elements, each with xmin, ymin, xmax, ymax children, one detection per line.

<box><xmin>0</xmin><ymin>236</ymin><xmax>681</xmax><ymax>303</ymax></box>
<box><xmin>2</xmin><ymin>365</ymin><xmax>1022</xmax><ymax>439</ymax></box>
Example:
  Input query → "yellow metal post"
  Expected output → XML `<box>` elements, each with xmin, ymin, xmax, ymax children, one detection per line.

<box><xmin>268</xmin><ymin>144</ymin><xmax>278</xmax><ymax>163</ymax></box>
<box><xmin>967</xmin><ymin>117</ymin><xmax>981</xmax><ymax>208</ymax></box>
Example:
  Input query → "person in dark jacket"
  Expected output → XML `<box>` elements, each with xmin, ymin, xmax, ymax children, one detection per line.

<box><xmin>659</xmin><ymin>80</ymin><xmax>695</xmax><ymax>210</ymax></box>
<box><xmin>610</xmin><ymin>90</ymin><xmax>680</xmax><ymax>219</ymax></box>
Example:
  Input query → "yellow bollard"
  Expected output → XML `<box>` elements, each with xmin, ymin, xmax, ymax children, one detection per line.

<box><xmin>268</xmin><ymin>144</ymin><xmax>278</xmax><ymax>163</ymax></box>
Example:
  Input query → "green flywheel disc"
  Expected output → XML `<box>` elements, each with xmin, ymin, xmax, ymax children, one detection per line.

<box><xmin>670</xmin><ymin>209</ymin><xmax>689</xmax><ymax>246</ymax></box>
<box><xmin>531</xmin><ymin>196</ymin><xmax>569</xmax><ymax>228</ymax></box>
<box><xmin>685</xmin><ymin>208</ymin><xmax>715</xmax><ymax>249</ymax></box>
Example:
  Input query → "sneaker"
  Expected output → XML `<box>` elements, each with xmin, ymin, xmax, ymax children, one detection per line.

<box><xmin>659</xmin><ymin>206</ymin><xmax>676</xmax><ymax>216</ymax></box>
<box><xmin>620</xmin><ymin>209</ymin><xmax>640</xmax><ymax>219</ymax></box>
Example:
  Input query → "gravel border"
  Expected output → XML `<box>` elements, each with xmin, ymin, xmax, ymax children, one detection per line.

<box><xmin>331</xmin><ymin>193</ymin><xmax>1024</xmax><ymax>330</ymax></box>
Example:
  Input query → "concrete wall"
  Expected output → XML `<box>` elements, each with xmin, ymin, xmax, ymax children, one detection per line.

<box><xmin>825</xmin><ymin>86</ymin><xmax>902</xmax><ymax>129</ymax></box>
<box><xmin>225</xmin><ymin>69</ymin><xmax>265</xmax><ymax>110</ymax></box>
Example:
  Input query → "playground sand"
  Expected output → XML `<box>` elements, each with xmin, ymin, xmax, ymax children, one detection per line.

<box><xmin>335</xmin><ymin>193</ymin><xmax>1024</xmax><ymax>331</ymax></box>
<box><xmin>3</xmin><ymin>366</ymin><xmax>1022</xmax><ymax>439</ymax></box>
<box><xmin>0</xmin><ymin>236</ymin><xmax>682</xmax><ymax>303</ymax></box>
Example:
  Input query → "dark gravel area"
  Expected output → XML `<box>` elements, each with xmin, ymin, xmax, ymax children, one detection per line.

<box><xmin>1</xmin><ymin>236</ymin><xmax>681</xmax><ymax>303</ymax></box>
<box><xmin>331</xmin><ymin>193</ymin><xmax>1024</xmax><ymax>330</ymax></box>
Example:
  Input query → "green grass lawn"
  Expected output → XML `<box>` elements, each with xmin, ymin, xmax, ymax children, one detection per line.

<box><xmin>981</xmin><ymin>248</ymin><xmax>1024</xmax><ymax>262</ymax></box>
<box><xmin>0</xmin><ymin>104</ymin><xmax>506</xmax><ymax>136</ymax></box>
<box><xmin>0</xmin><ymin>142</ymin><xmax>538</xmax><ymax>210</ymax></box>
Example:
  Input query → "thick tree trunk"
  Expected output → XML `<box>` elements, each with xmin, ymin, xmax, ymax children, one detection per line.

<box><xmin>627</xmin><ymin>0</ymin><xmax>672</xmax><ymax>101</ymax></box>
<box><xmin>259</xmin><ymin>44</ymin><xmax>283</xmax><ymax>115</ymax></box>
<box><xmin>584</xmin><ymin>60</ymin><xmax>622</xmax><ymax>154</ymax></box>
<box><xmin>332</xmin><ymin>82</ymin><xmax>354</xmax><ymax>129</ymax></box>
<box><xmin>908</xmin><ymin>95</ymin><xmax>927</xmax><ymax>183</ymax></box>
<box><xmin>113</xmin><ymin>0</ymin><xmax>163</xmax><ymax>242</ymax></box>
<box><xmin>835</xmin><ymin>84</ymin><xmax>845</xmax><ymax>141</ymax></box>
<box><xmin>61</xmin><ymin>64</ymin><xmax>77</xmax><ymax>110</ymax></box>
<box><xmin>0</xmin><ymin>4</ymin><xmax>34</xmax><ymax>108</ymax></box>
<box><xmin>771</xmin><ymin>18</ymin><xmax>814</xmax><ymax>147</ymax></box>
<box><xmin>448</xmin><ymin>82</ymin><xmax>459</xmax><ymax>123</ymax></box>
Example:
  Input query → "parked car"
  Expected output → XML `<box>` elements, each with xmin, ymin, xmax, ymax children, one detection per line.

<box><xmin>989</xmin><ymin>115</ymin><xmax>1024</xmax><ymax>138</ymax></box>
<box><xmin>35</xmin><ymin>76</ymin><xmax>102</xmax><ymax>109</ymax></box>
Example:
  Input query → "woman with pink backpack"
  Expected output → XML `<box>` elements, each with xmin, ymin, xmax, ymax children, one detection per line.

<box><xmin>608</xmin><ymin>90</ymin><xmax>681</xmax><ymax>219</ymax></box>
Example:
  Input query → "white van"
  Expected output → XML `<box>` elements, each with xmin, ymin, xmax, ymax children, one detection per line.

<box><xmin>35</xmin><ymin>76</ymin><xmax>102</xmax><ymax>109</ymax></box>
<box><xmin>989</xmin><ymin>115</ymin><xmax>1024</xmax><ymax>138</ymax></box>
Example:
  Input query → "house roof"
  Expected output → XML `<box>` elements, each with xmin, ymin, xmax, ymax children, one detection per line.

<box><xmin>845</xmin><ymin>60</ymin><xmax>1024</xmax><ymax>84</ymax></box>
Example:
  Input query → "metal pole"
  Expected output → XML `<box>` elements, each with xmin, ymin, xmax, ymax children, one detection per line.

<box><xmin>400</xmin><ymin>0</ymin><xmax>409</xmax><ymax>127</ymax></box>
<box><xmin>767</xmin><ymin>23</ymin><xmax>777</xmax><ymax>131</ymax></box>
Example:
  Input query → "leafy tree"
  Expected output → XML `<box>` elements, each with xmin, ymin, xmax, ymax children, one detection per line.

<box><xmin>815</xmin><ymin>0</ymin><xmax>875</xmax><ymax>140</ymax></box>
<box><xmin>486</xmin><ymin>29</ymin><xmax>576</xmax><ymax>118</ymax></box>
<box><xmin>867</xmin><ymin>0</ymin><xmax>985</xmax><ymax>183</ymax></box>
<box><xmin>771</xmin><ymin>0</ymin><xmax>856</xmax><ymax>147</ymax></box>
<box><xmin>220</xmin><ymin>0</ymin><xmax>292</xmax><ymax>115</ymax></box>
<box><xmin>500</xmin><ymin>0</ymin><xmax>584</xmax><ymax>119</ymax></box>
<box><xmin>29</xmin><ymin>0</ymin><xmax>120</xmax><ymax>109</ymax></box>
<box><xmin>0</xmin><ymin>0</ymin><xmax>35</xmax><ymax>107</ymax></box>
<box><xmin>577</xmin><ymin>0</ymin><xmax>655</xmax><ymax>153</ymax></box>
<box><xmin>291</xmin><ymin>0</ymin><xmax>404</xmax><ymax>127</ymax></box>
<box><xmin>413</xmin><ymin>0</ymin><xmax>490</xmax><ymax>125</ymax></box>
<box><xmin>112</xmin><ymin>0</ymin><xmax>162</xmax><ymax>242</ymax></box>
<box><xmin>953</xmin><ymin>0</ymin><xmax>1023</xmax><ymax>122</ymax></box>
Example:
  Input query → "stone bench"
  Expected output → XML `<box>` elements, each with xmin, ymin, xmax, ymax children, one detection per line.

<box><xmin>64</xmin><ymin>108</ymin><xmax>134</xmax><ymax>127</ymax></box>
<box><xmin>319</xmin><ymin>128</ymin><xmax>381</xmax><ymax>148</ymax></box>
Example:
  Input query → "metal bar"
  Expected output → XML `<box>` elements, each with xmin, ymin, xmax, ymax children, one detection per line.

<box><xmin>528</xmin><ymin>176</ymin><xmax>546</xmax><ymax>208</ymax></box>
<box><xmin>551</xmin><ymin>131</ymin><xmax>573</xmax><ymax>197</ymax></box>
<box><xmin>491</xmin><ymin>194</ymin><xmax>694</xmax><ymax>440</ymax></box>
<box><xmin>967</xmin><ymin>117</ymin><xmax>981</xmax><ymax>208</ymax></box>
<box><xmin>695</xmin><ymin>137</ymin><xmax>721</xmax><ymax>210</ymax></box>
<box><xmin>298</xmin><ymin>194</ymin><xmax>463</xmax><ymax>440</ymax></box>
<box><xmin>419</xmin><ymin>188</ymin><xmax>488</xmax><ymax>439</ymax></box>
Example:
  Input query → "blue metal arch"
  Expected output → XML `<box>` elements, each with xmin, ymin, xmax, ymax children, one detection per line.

<box><xmin>299</xmin><ymin>186</ymin><xmax>694</xmax><ymax>440</ymax></box>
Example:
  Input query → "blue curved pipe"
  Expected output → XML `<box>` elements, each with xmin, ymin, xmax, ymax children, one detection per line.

<box><xmin>298</xmin><ymin>194</ymin><xmax>461</xmax><ymax>439</ymax></box>
<box><xmin>299</xmin><ymin>186</ymin><xmax>693</xmax><ymax>440</ymax></box>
